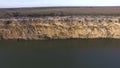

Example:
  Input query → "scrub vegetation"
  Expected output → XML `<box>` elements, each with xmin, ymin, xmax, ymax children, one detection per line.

<box><xmin>0</xmin><ymin>7</ymin><xmax>120</xmax><ymax>40</ymax></box>
<box><xmin>1</xmin><ymin>7</ymin><xmax>120</xmax><ymax>18</ymax></box>
<box><xmin>0</xmin><ymin>16</ymin><xmax>120</xmax><ymax>40</ymax></box>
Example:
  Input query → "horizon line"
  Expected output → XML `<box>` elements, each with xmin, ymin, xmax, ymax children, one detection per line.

<box><xmin>1</xmin><ymin>6</ymin><xmax>120</xmax><ymax>9</ymax></box>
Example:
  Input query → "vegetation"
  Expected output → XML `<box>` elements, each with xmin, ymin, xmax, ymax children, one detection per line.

<box><xmin>1</xmin><ymin>7</ymin><xmax>120</xmax><ymax>18</ymax></box>
<box><xmin>0</xmin><ymin>7</ymin><xmax>120</xmax><ymax>40</ymax></box>
<box><xmin>0</xmin><ymin>16</ymin><xmax>120</xmax><ymax>40</ymax></box>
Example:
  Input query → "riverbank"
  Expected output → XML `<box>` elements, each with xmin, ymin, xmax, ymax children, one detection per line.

<box><xmin>0</xmin><ymin>16</ymin><xmax>120</xmax><ymax>40</ymax></box>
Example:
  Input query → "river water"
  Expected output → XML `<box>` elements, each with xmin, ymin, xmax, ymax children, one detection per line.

<box><xmin>0</xmin><ymin>39</ymin><xmax>120</xmax><ymax>68</ymax></box>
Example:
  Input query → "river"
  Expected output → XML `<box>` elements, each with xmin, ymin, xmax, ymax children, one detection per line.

<box><xmin>0</xmin><ymin>39</ymin><xmax>120</xmax><ymax>68</ymax></box>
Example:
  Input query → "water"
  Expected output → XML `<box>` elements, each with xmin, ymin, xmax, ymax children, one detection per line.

<box><xmin>0</xmin><ymin>39</ymin><xmax>120</xmax><ymax>68</ymax></box>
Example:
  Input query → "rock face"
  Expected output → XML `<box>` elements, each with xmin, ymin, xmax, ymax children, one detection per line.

<box><xmin>1</xmin><ymin>16</ymin><xmax>120</xmax><ymax>40</ymax></box>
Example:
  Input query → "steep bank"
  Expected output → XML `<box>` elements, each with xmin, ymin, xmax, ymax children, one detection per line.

<box><xmin>0</xmin><ymin>16</ymin><xmax>120</xmax><ymax>40</ymax></box>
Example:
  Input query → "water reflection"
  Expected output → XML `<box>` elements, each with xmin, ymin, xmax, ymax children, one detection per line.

<box><xmin>0</xmin><ymin>39</ymin><xmax>120</xmax><ymax>49</ymax></box>
<box><xmin>0</xmin><ymin>39</ymin><xmax>120</xmax><ymax>68</ymax></box>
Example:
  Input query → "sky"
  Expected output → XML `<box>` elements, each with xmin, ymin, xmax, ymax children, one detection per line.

<box><xmin>0</xmin><ymin>0</ymin><xmax>120</xmax><ymax>8</ymax></box>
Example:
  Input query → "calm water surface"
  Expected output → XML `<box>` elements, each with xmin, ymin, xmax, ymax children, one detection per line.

<box><xmin>0</xmin><ymin>39</ymin><xmax>120</xmax><ymax>68</ymax></box>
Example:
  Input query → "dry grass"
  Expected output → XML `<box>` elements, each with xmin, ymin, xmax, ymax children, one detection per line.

<box><xmin>0</xmin><ymin>16</ymin><xmax>120</xmax><ymax>40</ymax></box>
<box><xmin>1</xmin><ymin>7</ymin><xmax>120</xmax><ymax>18</ymax></box>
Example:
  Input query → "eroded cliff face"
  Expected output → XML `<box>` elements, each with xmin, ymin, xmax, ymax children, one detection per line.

<box><xmin>0</xmin><ymin>16</ymin><xmax>120</xmax><ymax>40</ymax></box>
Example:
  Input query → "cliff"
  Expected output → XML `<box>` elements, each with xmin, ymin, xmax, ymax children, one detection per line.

<box><xmin>0</xmin><ymin>16</ymin><xmax>120</xmax><ymax>40</ymax></box>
